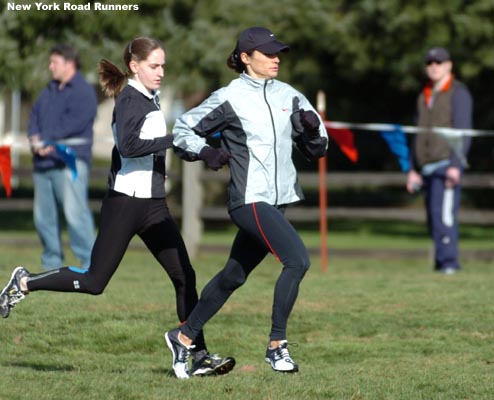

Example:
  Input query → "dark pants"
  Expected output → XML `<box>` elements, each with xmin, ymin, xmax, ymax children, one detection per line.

<box><xmin>181</xmin><ymin>202</ymin><xmax>310</xmax><ymax>342</ymax></box>
<box><xmin>27</xmin><ymin>190</ymin><xmax>207</xmax><ymax>351</ymax></box>
<box><xmin>422</xmin><ymin>167</ymin><xmax>462</xmax><ymax>270</ymax></box>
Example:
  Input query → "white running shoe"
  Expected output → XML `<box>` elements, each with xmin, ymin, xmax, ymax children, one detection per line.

<box><xmin>265</xmin><ymin>340</ymin><xmax>299</xmax><ymax>373</ymax></box>
<box><xmin>164</xmin><ymin>328</ymin><xmax>195</xmax><ymax>379</ymax></box>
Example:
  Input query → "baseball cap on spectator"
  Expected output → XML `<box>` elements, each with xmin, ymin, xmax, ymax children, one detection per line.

<box><xmin>237</xmin><ymin>27</ymin><xmax>289</xmax><ymax>55</ymax></box>
<box><xmin>424</xmin><ymin>47</ymin><xmax>451</xmax><ymax>64</ymax></box>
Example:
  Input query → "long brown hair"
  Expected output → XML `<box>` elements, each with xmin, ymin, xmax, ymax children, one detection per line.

<box><xmin>98</xmin><ymin>37</ymin><xmax>165</xmax><ymax>97</ymax></box>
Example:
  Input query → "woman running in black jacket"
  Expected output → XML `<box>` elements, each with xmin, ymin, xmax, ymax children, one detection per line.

<box><xmin>0</xmin><ymin>37</ymin><xmax>234</xmax><ymax>379</ymax></box>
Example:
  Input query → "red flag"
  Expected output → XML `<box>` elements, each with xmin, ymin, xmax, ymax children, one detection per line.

<box><xmin>326</xmin><ymin>125</ymin><xmax>359</xmax><ymax>163</ymax></box>
<box><xmin>0</xmin><ymin>145</ymin><xmax>13</xmax><ymax>197</ymax></box>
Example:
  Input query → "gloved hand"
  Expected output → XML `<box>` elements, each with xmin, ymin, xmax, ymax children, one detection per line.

<box><xmin>290</xmin><ymin>97</ymin><xmax>320</xmax><ymax>139</ymax></box>
<box><xmin>300</xmin><ymin>110</ymin><xmax>320</xmax><ymax>133</ymax></box>
<box><xmin>199</xmin><ymin>146</ymin><xmax>231</xmax><ymax>170</ymax></box>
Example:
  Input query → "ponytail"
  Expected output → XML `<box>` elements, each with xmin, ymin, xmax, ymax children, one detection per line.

<box><xmin>98</xmin><ymin>59</ymin><xmax>128</xmax><ymax>98</ymax></box>
<box><xmin>226</xmin><ymin>43</ymin><xmax>250</xmax><ymax>73</ymax></box>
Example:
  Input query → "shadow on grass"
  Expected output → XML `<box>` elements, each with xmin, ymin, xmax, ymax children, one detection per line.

<box><xmin>7</xmin><ymin>362</ymin><xmax>177</xmax><ymax>377</ymax></box>
<box><xmin>7</xmin><ymin>361</ymin><xmax>78</xmax><ymax>372</ymax></box>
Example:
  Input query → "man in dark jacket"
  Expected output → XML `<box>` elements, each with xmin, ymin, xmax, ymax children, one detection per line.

<box><xmin>406</xmin><ymin>47</ymin><xmax>473</xmax><ymax>274</ymax></box>
<box><xmin>28</xmin><ymin>44</ymin><xmax>97</xmax><ymax>270</ymax></box>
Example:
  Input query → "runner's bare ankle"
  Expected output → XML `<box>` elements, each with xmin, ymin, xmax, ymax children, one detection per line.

<box><xmin>178</xmin><ymin>331</ymin><xmax>193</xmax><ymax>347</ymax></box>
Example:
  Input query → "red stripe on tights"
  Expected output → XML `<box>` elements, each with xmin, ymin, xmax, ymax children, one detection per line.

<box><xmin>252</xmin><ymin>203</ymin><xmax>281</xmax><ymax>262</ymax></box>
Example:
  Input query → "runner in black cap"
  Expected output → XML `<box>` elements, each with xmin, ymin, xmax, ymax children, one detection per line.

<box><xmin>165</xmin><ymin>26</ymin><xmax>328</xmax><ymax>374</ymax></box>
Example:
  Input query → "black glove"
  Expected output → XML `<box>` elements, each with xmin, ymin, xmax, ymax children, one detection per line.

<box><xmin>199</xmin><ymin>146</ymin><xmax>231</xmax><ymax>170</ymax></box>
<box><xmin>300</xmin><ymin>110</ymin><xmax>320</xmax><ymax>132</ymax></box>
<box><xmin>290</xmin><ymin>97</ymin><xmax>320</xmax><ymax>139</ymax></box>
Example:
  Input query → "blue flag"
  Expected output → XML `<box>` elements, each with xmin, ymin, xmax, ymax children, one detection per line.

<box><xmin>45</xmin><ymin>141</ymin><xmax>78</xmax><ymax>181</ymax></box>
<box><xmin>380</xmin><ymin>125</ymin><xmax>410</xmax><ymax>172</ymax></box>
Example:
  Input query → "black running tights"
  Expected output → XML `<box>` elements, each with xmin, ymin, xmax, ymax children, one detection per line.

<box><xmin>26</xmin><ymin>190</ymin><xmax>207</xmax><ymax>350</ymax></box>
<box><xmin>181</xmin><ymin>202</ymin><xmax>310</xmax><ymax>342</ymax></box>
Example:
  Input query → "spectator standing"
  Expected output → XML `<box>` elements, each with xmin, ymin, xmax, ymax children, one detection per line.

<box><xmin>406</xmin><ymin>47</ymin><xmax>473</xmax><ymax>274</ymax></box>
<box><xmin>28</xmin><ymin>44</ymin><xmax>96</xmax><ymax>270</ymax></box>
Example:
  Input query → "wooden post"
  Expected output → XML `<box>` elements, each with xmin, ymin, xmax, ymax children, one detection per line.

<box><xmin>10</xmin><ymin>90</ymin><xmax>21</xmax><ymax>188</ymax></box>
<box><xmin>317</xmin><ymin>90</ymin><xmax>328</xmax><ymax>272</ymax></box>
<box><xmin>182</xmin><ymin>161</ymin><xmax>203</xmax><ymax>259</ymax></box>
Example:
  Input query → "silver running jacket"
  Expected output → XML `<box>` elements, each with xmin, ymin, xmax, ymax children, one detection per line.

<box><xmin>173</xmin><ymin>72</ymin><xmax>328</xmax><ymax>211</ymax></box>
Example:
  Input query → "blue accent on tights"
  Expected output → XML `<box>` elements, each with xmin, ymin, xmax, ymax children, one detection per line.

<box><xmin>68</xmin><ymin>266</ymin><xmax>88</xmax><ymax>274</ymax></box>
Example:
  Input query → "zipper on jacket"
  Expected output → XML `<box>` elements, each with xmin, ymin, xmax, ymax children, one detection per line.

<box><xmin>263</xmin><ymin>80</ymin><xmax>278</xmax><ymax>204</ymax></box>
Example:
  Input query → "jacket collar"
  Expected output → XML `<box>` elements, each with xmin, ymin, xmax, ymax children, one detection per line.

<box><xmin>49</xmin><ymin>70</ymin><xmax>83</xmax><ymax>90</ymax></box>
<box><xmin>423</xmin><ymin>74</ymin><xmax>453</xmax><ymax>106</ymax></box>
<box><xmin>128</xmin><ymin>78</ymin><xmax>160</xmax><ymax>100</ymax></box>
<box><xmin>240</xmin><ymin>72</ymin><xmax>275</xmax><ymax>88</ymax></box>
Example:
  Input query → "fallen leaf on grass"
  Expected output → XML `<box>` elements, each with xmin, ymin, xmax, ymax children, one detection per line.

<box><xmin>13</xmin><ymin>335</ymin><xmax>24</xmax><ymax>344</ymax></box>
<box><xmin>239</xmin><ymin>364</ymin><xmax>257</xmax><ymax>372</ymax></box>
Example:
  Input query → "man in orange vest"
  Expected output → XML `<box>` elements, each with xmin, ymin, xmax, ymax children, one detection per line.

<box><xmin>406</xmin><ymin>47</ymin><xmax>473</xmax><ymax>274</ymax></box>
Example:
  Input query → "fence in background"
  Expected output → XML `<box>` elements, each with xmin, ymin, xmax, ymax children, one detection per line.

<box><xmin>1</xmin><ymin>165</ymin><xmax>492</xmax><ymax>258</ymax></box>
<box><xmin>180</xmin><ymin>165</ymin><xmax>494</xmax><ymax>258</ymax></box>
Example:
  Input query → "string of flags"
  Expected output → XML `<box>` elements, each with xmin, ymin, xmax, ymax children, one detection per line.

<box><xmin>323</xmin><ymin>121</ymin><xmax>493</xmax><ymax>171</ymax></box>
<box><xmin>1</xmin><ymin>122</ymin><xmax>493</xmax><ymax>197</ymax></box>
<box><xmin>0</xmin><ymin>141</ymin><xmax>78</xmax><ymax>197</ymax></box>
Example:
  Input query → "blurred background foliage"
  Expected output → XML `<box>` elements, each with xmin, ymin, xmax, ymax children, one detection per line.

<box><xmin>0</xmin><ymin>0</ymin><xmax>493</xmax><ymax>172</ymax></box>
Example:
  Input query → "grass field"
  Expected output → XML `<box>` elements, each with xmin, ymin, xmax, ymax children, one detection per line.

<box><xmin>0</xmin><ymin>224</ymin><xmax>493</xmax><ymax>400</ymax></box>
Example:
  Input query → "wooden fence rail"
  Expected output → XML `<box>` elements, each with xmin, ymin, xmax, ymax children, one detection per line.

<box><xmin>180</xmin><ymin>167</ymin><xmax>493</xmax><ymax>257</ymax></box>
<box><xmin>1</xmin><ymin>167</ymin><xmax>492</xmax><ymax>257</ymax></box>
<box><xmin>202</xmin><ymin>170</ymin><xmax>494</xmax><ymax>189</ymax></box>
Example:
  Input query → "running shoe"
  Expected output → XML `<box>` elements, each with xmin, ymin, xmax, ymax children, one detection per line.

<box><xmin>164</xmin><ymin>328</ymin><xmax>194</xmax><ymax>379</ymax></box>
<box><xmin>191</xmin><ymin>353</ymin><xmax>236</xmax><ymax>377</ymax></box>
<box><xmin>0</xmin><ymin>266</ymin><xmax>30</xmax><ymax>319</ymax></box>
<box><xmin>265</xmin><ymin>340</ymin><xmax>299</xmax><ymax>373</ymax></box>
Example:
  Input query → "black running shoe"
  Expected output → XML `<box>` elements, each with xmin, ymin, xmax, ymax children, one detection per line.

<box><xmin>265</xmin><ymin>341</ymin><xmax>299</xmax><ymax>373</ymax></box>
<box><xmin>191</xmin><ymin>354</ymin><xmax>236</xmax><ymax>377</ymax></box>
<box><xmin>164</xmin><ymin>328</ymin><xmax>194</xmax><ymax>379</ymax></box>
<box><xmin>0</xmin><ymin>295</ymin><xmax>10</xmax><ymax>319</ymax></box>
<box><xmin>0</xmin><ymin>266</ymin><xmax>30</xmax><ymax>319</ymax></box>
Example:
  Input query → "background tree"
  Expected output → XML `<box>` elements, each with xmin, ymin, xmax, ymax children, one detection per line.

<box><xmin>0</xmin><ymin>0</ymin><xmax>492</xmax><ymax>170</ymax></box>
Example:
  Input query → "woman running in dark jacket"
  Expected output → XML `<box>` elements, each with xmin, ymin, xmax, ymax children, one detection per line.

<box><xmin>0</xmin><ymin>37</ymin><xmax>234</xmax><ymax>380</ymax></box>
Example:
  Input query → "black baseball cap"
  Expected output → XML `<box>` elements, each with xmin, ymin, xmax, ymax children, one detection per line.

<box><xmin>237</xmin><ymin>27</ymin><xmax>289</xmax><ymax>55</ymax></box>
<box><xmin>424</xmin><ymin>47</ymin><xmax>451</xmax><ymax>64</ymax></box>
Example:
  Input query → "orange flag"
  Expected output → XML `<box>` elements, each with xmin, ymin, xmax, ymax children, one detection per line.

<box><xmin>326</xmin><ymin>126</ymin><xmax>359</xmax><ymax>163</ymax></box>
<box><xmin>0</xmin><ymin>145</ymin><xmax>12</xmax><ymax>197</ymax></box>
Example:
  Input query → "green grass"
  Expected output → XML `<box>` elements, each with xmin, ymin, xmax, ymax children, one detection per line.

<box><xmin>0</xmin><ymin>227</ymin><xmax>493</xmax><ymax>400</ymax></box>
<box><xmin>204</xmin><ymin>220</ymin><xmax>494</xmax><ymax>250</ymax></box>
